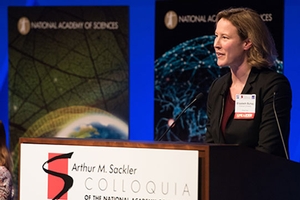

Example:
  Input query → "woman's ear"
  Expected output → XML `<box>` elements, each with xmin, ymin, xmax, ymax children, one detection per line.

<box><xmin>244</xmin><ymin>39</ymin><xmax>252</xmax><ymax>50</ymax></box>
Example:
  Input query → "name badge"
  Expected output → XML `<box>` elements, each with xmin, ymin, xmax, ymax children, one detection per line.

<box><xmin>234</xmin><ymin>94</ymin><xmax>256</xmax><ymax>119</ymax></box>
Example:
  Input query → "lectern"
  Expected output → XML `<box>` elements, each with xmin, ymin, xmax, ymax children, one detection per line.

<box><xmin>18</xmin><ymin>137</ymin><xmax>300</xmax><ymax>200</ymax></box>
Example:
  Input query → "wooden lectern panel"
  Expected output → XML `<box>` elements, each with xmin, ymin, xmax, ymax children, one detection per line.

<box><xmin>19</xmin><ymin>137</ymin><xmax>300</xmax><ymax>200</ymax></box>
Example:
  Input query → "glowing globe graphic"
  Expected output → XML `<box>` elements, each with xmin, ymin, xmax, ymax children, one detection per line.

<box><xmin>55</xmin><ymin>114</ymin><xmax>128</xmax><ymax>139</ymax></box>
<box><xmin>17</xmin><ymin>105</ymin><xmax>129</xmax><ymax>140</ymax></box>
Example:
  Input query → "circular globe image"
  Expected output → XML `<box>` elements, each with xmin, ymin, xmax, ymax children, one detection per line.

<box><xmin>19</xmin><ymin>105</ymin><xmax>128</xmax><ymax>140</ymax></box>
<box><xmin>55</xmin><ymin>114</ymin><xmax>128</xmax><ymax>139</ymax></box>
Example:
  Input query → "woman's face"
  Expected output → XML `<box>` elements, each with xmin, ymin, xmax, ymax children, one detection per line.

<box><xmin>214</xmin><ymin>18</ymin><xmax>249</xmax><ymax>68</ymax></box>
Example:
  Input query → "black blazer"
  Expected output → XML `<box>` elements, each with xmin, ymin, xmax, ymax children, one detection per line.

<box><xmin>205</xmin><ymin>67</ymin><xmax>292</xmax><ymax>158</ymax></box>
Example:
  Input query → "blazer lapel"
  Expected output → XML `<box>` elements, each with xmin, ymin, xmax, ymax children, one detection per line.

<box><xmin>217</xmin><ymin>74</ymin><xmax>231</xmax><ymax>143</ymax></box>
<box><xmin>242</xmin><ymin>68</ymin><xmax>259</xmax><ymax>94</ymax></box>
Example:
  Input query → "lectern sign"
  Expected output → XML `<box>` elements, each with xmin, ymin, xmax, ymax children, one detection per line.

<box><xmin>20</xmin><ymin>143</ymin><xmax>199</xmax><ymax>200</ymax></box>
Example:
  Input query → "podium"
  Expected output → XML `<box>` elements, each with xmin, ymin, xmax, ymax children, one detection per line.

<box><xmin>19</xmin><ymin>137</ymin><xmax>300</xmax><ymax>200</ymax></box>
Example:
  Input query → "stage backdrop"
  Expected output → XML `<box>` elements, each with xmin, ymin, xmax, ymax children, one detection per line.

<box><xmin>154</xmin><ymin>0</ymin><xmax>284</xmax><ymax>142</ymax></box>
<box><xmin>8</xmin><ymin>6</ymin><xmax>129</xmax><ymax>199</ymax></box>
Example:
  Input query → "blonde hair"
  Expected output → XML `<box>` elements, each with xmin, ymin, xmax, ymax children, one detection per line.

<box><xmin>216</xmin><ymin>7</ymin><xmax>278</xmax><ymax>68</ymax></box>
<box><xmin>0</xmin><ymin>121</ymin><xmax>13</xmax><ymax>175</ymax></box>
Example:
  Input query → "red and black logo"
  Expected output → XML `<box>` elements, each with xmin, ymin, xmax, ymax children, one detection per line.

<box><xmin>42</xmin><ymin>152</ymin><xmax>74</xmax><ymax>200</ymax></box>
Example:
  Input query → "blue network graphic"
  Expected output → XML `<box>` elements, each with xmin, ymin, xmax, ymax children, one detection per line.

<box><xmin>154</xmin><ymin>35</ymin><xmax>283</xmax><ymax>142</ymax></box>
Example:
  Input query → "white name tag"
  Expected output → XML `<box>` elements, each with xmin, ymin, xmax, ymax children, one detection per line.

<box><xmin>234</xmin><ymin>94</ymin><xmax>256</xmax><ymax>119</ymax></box>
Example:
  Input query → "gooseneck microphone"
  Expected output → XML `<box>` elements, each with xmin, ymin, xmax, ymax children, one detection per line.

<box><xmin>273</xmin><ymin>92</ymin><xmax>289</xmax><ymax>159</ymax></box>
<box><xmin>157</xmin><ymin>92</ymin><xmax>204</xmax><ymax>141</ymax></box>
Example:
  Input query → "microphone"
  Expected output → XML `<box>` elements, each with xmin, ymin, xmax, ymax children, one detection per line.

<box><xmin>157</xmin><ymin>92</ymin><xmax>204</xmax><ymax>141</ymax></box>
<box><xmin>273</xmin><ymin>92</ymin><xmax>289</xmax><ymax>159</ymax></box>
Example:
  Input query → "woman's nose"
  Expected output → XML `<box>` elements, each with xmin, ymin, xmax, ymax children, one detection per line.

<box><xmin>214</xmin><ymin>38</ymin><xmax>221</xmax><ymax>49</ymax></box>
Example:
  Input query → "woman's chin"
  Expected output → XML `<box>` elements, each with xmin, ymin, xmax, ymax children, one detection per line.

<box><xmin>217</xmin><ymin>63</ymin><xmax>228</xmax><ymax>68</ymax></box>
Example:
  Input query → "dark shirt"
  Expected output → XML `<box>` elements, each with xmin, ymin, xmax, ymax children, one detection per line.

<box><xmin>221</xmin><ymin>92</ymin><xmax>235</xmax><ymax>138</ymax></box>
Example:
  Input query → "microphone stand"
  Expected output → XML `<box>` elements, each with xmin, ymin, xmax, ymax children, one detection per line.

<box><xmin>157</xmin><ymin>93</ymin><xmax>203</xmax><ymax>141</ymax></box>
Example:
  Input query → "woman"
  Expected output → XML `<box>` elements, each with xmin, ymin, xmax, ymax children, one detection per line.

<box><xmin>205</xmin><ymin>7</ymin><xmax>292</xmax><ymax>158</ymax></box>
<box><xmin>0</xmin><ymin>121</ymin><xmax>13</xmax><ymax>200</ymax></box>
